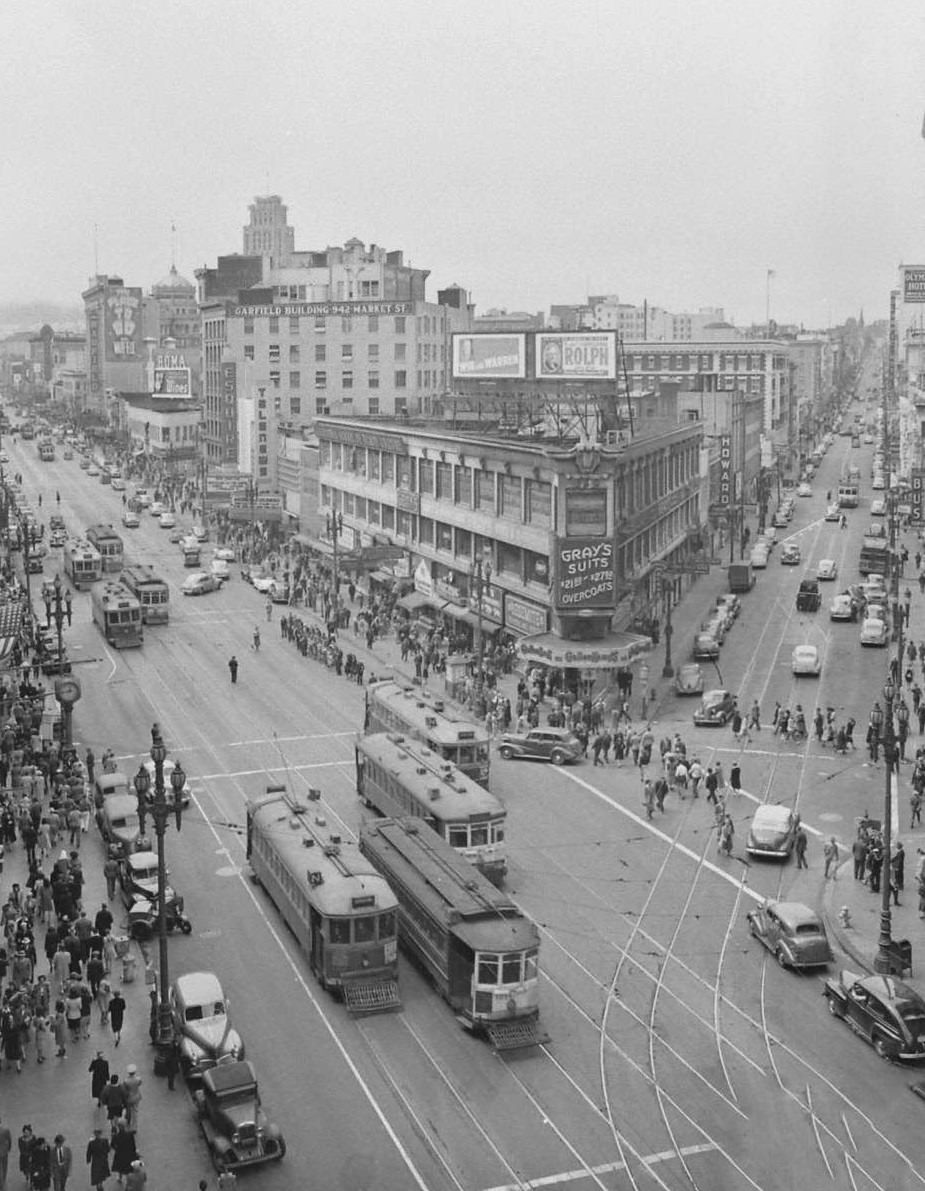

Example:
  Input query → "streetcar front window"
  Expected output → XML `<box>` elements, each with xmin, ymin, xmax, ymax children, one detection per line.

<box><xmin>475</xmin><ymin>744</ymin><xmax>490</xmax><ymax>763</ymax></box>
<box><xmin>470</xmin><ymin>823</ymin><xmax>488</xmax><ymax>847</ymax></box>
<box><xmin>456</xmin><ymin>745</ymin><xmax>473</xmax><ymax>766</ymax></box>
<box><xmin>477</xmin><ymin>954</ymin><xmax>499</xmax><ymax>984</ymax></box>
<box><xmin>448</xmin><ymin>824</ymin><xmax>469</xmax><ymax>848</ymax></box>
<box><xmin>378</xmin><ymin>909</ymin><xmax>396</xmax><ymax>938</ymax></box>
<box><xmin>354</xmin><ymin>915</ymin><xmax>376</xmax><ymax>943</ymax></box>
<box><xmin>502</xmin><ymin>954</ymin><xmax>522</xmax><ymax>984</ymax></box>
<box><xmin>329</xmin><ymin>919</ymin><xmax>350</xmax><ymax>944</ymax></box>
<box><xmin>525</xmin><ymin>949</ymin><xmax>538</xmax><ymax>981</ymax></box>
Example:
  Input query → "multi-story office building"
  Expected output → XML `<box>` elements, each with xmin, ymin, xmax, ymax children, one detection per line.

<box><xmin>314</xmin><ymin>412</ymin><xmax>703</xmax><ymax>692</ymax></box>
<box><xmin>82</xmin><ymin>275</ymin><xmax>147</xmax><ymax>416</ymax></box>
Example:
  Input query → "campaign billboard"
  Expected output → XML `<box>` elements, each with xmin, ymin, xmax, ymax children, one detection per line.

<box><xmin>535</xmin><ymin>332</ymin><xmax>616</xmax><ymax>379</ymax></box>
<box><xmin>553</xmin><ymin>536</ymin><xmax>616</xmax><ymax>610</ymax></box>
<box><xmin>452</xmin><ymin>334</ymin><xmax>526</xmax><ymax>379</ymax></box>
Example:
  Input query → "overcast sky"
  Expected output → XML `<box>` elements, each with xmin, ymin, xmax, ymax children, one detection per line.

<box><xmin>3</xmin><ymin>0</ymin><xmax>925</xmax><ymax>328</ymax></box>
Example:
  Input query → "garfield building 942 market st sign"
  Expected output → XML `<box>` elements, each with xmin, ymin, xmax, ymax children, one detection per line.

<box><xmin>555</xmin><ymin>538</ymin><xmax>615</xmax><ymax>609</ymax></box>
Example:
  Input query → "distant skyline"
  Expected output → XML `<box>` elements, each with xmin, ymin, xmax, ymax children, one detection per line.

<box><xmin>3</xmin><ymin>0</ymin><xmax>925</xmax><ymax>330</ymax></box>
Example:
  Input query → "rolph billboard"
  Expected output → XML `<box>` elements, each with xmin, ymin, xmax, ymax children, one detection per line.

<box><xmin>535</xmin><ymin>332</ymin><xmax>616</xmax><ymax>379</ymax></box>
<box><xmin>452</xmin><ymin>334</ymin><xmax>526</xmax><ymax>379</ymax></box>
<box><xmin>554</xmin><ymin>536</ymin><xmax>616</xmax><ymax>610</ymax></box>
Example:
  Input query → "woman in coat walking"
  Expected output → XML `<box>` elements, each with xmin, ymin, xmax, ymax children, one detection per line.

<box><xmin>29</xmin><ymin>1136</ymin><xmax>51</xmax><ymax>1191</ymax></box>
<box><xmin>85</xmin><ymin>1127</ymin><xmax>111</xmax><ymax>1191</ymax></box>
<box><xmin>52</xmin><ymin>1004</ymin><xmax>68</xmax><ymax>1057</ymax></box>
<box><xmin>110</xmin><ymin>1121</ymin><xmax>137</xmax><ymax>1180</ymax></box>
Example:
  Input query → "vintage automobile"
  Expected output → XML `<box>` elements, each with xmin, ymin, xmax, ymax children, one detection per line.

<box><xmin>859</xmin><ymin>617</ymin><xmax>889</xmax><ymax>647</ymax></box>
<box><xmin>192</xmin><ymin>524</ymin><xmax>209</xmax><ymax>542</ymax></box>
<box><xmin>746</xmin><ymin>900</ymin><xmax>832</xmax><ymax>970</ymax></box>
<box><xmin>773</xmin><ymin>510</ymin><xmax>789</xmax><ymax>528</ymax></box>
<box><xmin>791</xmin><ymin>644</ymin><xmax>821</xmax><ymax>676</ymax></box>
<box><xmin>159</xmin><ymin>511</ymin><xmax>177</xmax><ymax>529</ymax></box>
<box><xmin>780</xmin><ymin>543</ymin><xmax>801</xmax><ymax>565</ymax></box>
<box><xmin>111</xmin><ymin>477</ymin><xmax>126</xmax><ymax>491</ymax></box>
<box><xmin>49</xmin><ymin>529</ymin><xmax>67</xmax><ymax>548</ymax></box>
<box><xmin>816</xmin><ymin>559</ymin><xmax>838</xmax><ymax>581</ymax></box>
<box><xmin>170</xmin><ymin>971</ymin><xmax>245</xmax><ymax>1082</ymax></box>
<box><xmin>675</xmin><ymin>663</ymin><xmax>705</xmax><ymax>695</ymax></box>
<box><xmin>213</xmin><ymin>547</ymin><xmax>236</xmax><ymax>562</ymax></box>
<box><xmin>795</xmin><ymin>580</ymin><xmax>821</xmax><ymax>612</ymax></box>
<box><xmin>870</xmin><ymin>498</ymin><xmax>887</xmax><ymax>516</ymax></box>
<box><xmin>127</xmin><ymin>894</ymin><xmax>191</xmax><ymax>941</ymax></box>
<box><xmin>141</xmin><ymin>757</ymin><xmax>191</xmax><ymax>808</ymax></box>
<box><xmin>498</xmin><ymin>727</ymin><xmax>583</xmax><ymax>765</ymax></box>
<box><xmin>120</xmin><ymin>509</ymin><xmax>141</xmax><ymax>529</ymax></box>
<box><xmin>692</xmin><ymin>632</ymin><xmax>720</xmax><ymax>661</ymax></box>
<box><xmin>797</xmin><ymin>482</ymin><xmax>813</xmax><ymax>497</ymax></box>
<box><xmin>182</xmin><ymin>572</ymin><xmax>221</xmax><ymax>597</ymax></box>
<box><xmin>749</xmin><ymin>547</ymin><xmax>769</xmax><ymax>570</ymax></box>
<box><xmin>829</xmin><ymin>594</ymin><xmax>857</xmax><ymax>622</ymax></box>
<box><xmin>96</xmin><ymin>794</ymin><xmax>150</xmax><ymax>860</ymax></box>
<box><xmin>268</xmin><ymin>579</ymin><xmax>290</xmax><ymax>604</ymax></box>
<box><xmin>716</xmin><ymin>593</ymin><xmax>740</xmax><ymax>620</ymax></box>
<box><xmin>93</xmin><ymin>770</ymin><xmax>130</xmax><ymax>809</ymax></box>
<box><xmin>693</xmin><ymin>689</ymin><xmax>736</xmax><ymax>727</ymax></box>
<box><xmin>120</xmin><ymin>850</ymin><xmax>175</xmax><ymax>906</ymax></box>
<box><xmin>823</xmin><ymin>970</ymin><xmax>925</xmax><ymax>1061</ymax></box>
<box><xmin>746</xmin><ymin>804</ymin><xmax>800</xmax><ymax>859</ymax></box>
<box><xmin>824</xmin><ymin>502</ymin><xmax>841</xmax><ymax>522</ymax></box>
<box><xmin>194</xmin><ymin>1060</ymin><xmax>286</xmax><ymax>1173</ymax></box>
<box><xmin>149</xmin><ymin>501</ymin><xmax>166</xmax><ymax>518</ymax></box>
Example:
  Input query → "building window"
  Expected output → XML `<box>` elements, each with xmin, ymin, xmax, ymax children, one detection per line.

<box><xmin>314</xmin><ymin>316</ymin><xmax>326</xmax><ymax>332</ymax></box>
<box><xmin>269</xmin><ymin>317</ymin><xmax>279</xmax><ymax>334</ymax></box>
<box><xmin>397</xmin><ymin>510</ymin><xmax>413</xmax><ymax>538</ymax></box>
<box><xmin>243</xmin><ymin>318</ymin><xmax>254</xmax><ymax>335</ymax></box>
<box><xmin>342</xmin><ymin>343</ymin><xmax>353</xmax><ymax>361</ymax></box>
<box><xmin>500</xmin><ymin>475</ymin><xmax>521</xmax><ymax>519</ymax></box>
<box><xmin>368</xmin><ymin>396</ymin><xmax>380</xmax><ymax>415</ymax></box>
<box><xmin>315</xmin><ymin>398</ymin><xmax>329</xmax><ymax>415</ymax></box>
<box><xmin>368</xmin><ymin>500</ymin><xmax>381</xmax><ymax>525</ymax></box>
<box><xmin>368</xmin><ymin>371</ymin><xmax>379</xmax><ymax>388</ymax></box>
<box><xmin>394</xmin><ymin>316</ymin><xmax>406</xmax><ymax>334</ymax></box>
<box><xmin>341</xmin><ymin>317</ymin><xmax>353</xmax><ymax>333</ymax></box>
<box><xmin>289</xmin><ymin>345</ymin><xmax>300</xmax><ymax>363</ymax></box>
<box><xmin>342</xmin><ymin>370</ymin><xmax>353</xmax><ymax>389</ymax></box>
<box><xmin>418</xmin><ymin>517</ymin><xmax>434</xmax><ymax>546</ymax></box>
<box><xmin>436</xmin><ymin>522</ymin><xmax>453</xmax><ymax>552</ymax></box>
<box><xmin>395</xmin><ymin>396</ymin><xmax>407</xmax><ymax>415</ymax></box>
<box><xmin>395</xmin><ymin>370</ymin><xmax>407</xmax><ymax>388</ymax></box>
<box><xmin>355</xmin><ymin>496</ymin><xmax>366</xmax><ymax>520</ymax></box>
<box><xmin>382</xmin><ymin>452</ymin><xmax>394</xmax><ymax>482</ymax></box>
<box><xmin>315</xmin><ymin>371</ymin><xmax>327</xmax><ymax>388</ymax></box>
<box><xmin>368</xmin><ymin>315</ymin><xmax>379</xmax><ymax>332</ymax></box>
<box><xmin>289</xmin><ymin>371</ymin><xmax>301</xmax><ymax>388</ymax></box>
<box><xmin>526</xmin><ymin>479</ymin><xmax>552</xmax><ymax>526</ymax></box>
<box><xmin>289</xmin><ymin>316</ymin><xmax>300</xmax><ymax>334</ymax></box>
<box><xmin>382</xmin><ymin>505</ymin><xmax>395</xmax><ymax>531</ymax></box>
<box><xmin>394</xmin><ymin>343</ymin><xmax>406</xmax><ymax>361</ymax></box>
<box><xmin>368</xmin><ymin>343</ymin><xmax>379</xmax><ymax>360</ymax></box>
<box><xmin>243</xmin><ymin>345</ymin><xmax>255</xmax><ymax>360</ymax></box>
<box><xmin>368</xmin><ymin>451</ymin><xmax>380</xmax><ymax>481</ymax></box>
<box><xmin>269</xmin><ymin>344</ymin><xmax>280</xmax><ymax>362</ymax></box>
<box><xmin>419</xmin><ymin>459</ymin><xmax>434</xmax><ymax>495</ymax></box>
<box><xmin>315</xmin><ymin>344</ymin><xmax>326</xmax><ymax>362</ymax></box>
<box><xmin>360</xmin><ymin>281</ymin><xmax>380</xmax><ymax>298</ymax></box>
<box><xmin>435</xmin><ymin>461</ymin><xmax>452</xmax><ymax>499</ymax></box>
<box><xmin>455</xmin><ymin>527</ymin><xmax>471</xmax><ymax>558</ymax></box>
<box><xmin>290</xmin><ymin>396</ymin><xmax>301</xmax><ymax>415</ymax></box>
<box><xmin>269</xmin><ymin>370</ymin><xmax>280</xmax><ymax>388</ymax></box>
<box><xmin>456</xmin><ymin>466</ymin><xmax>472</xmax><ymax>506</ymax></box>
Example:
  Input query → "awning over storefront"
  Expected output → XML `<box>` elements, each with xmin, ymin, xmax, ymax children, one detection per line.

<box><xmin>397</xmin><ymin>590</ymin><xmax>438</xmax><ymax>613</ymax></box>
<box><xmin>517</xmin><ymin>631</ymin><xmax>652</xmax><ymax>670</ymax></box>
<box><xmin>445</xmin><ymin>605</ymin><xmax>503</xmax><ymax>633</ymax></box>
<box><xmin>440</xmin><ymin>601</ymin><xmax>468</xmax><ymax>620</ymax></box>
<box><xmin>294</xmin><ymin>533</ymin><xmax>334</xmax><ymax>555</ymax></box>
<box><xmin>369</xmin><ymin>570</ymin><xmax>397</xmax><ymax>585</ymax></box>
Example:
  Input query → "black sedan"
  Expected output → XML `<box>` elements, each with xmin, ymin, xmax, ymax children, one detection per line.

<box><xmin>693</xmin><ymin>689</ymin><xmax>736</xmax><ymax>726</ymax></box>
<box><xmin>498</xmin><ymin>728</ymin><xmax>583</xmax><ymax>765</ymax></box>
<box><xmin>823</xmin><ymin>970</ymin><xmax>925</xmax><ymax>1061</ymax></box>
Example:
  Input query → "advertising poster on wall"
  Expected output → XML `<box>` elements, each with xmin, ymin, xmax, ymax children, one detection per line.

<box><xmin>105</xmin><ymin>287</ymin><xmax>142</xmax><ymax>362</ymax></box>
<box><xmin>903</xmin><ymin>267</ymin><xmax>925</xmax><ymax>303</ymax></box>
<box><xmin>153</xmin><ymin>367</ymin><xmax>191</xmax><ymax>396</ymax></box>
<box><xmin>535</xmin><ymin>332</ymin><xmax>616</xmax><ymax>379</ymax></box>
<box><xmin>553</xmin><ymin>536</ymin><xmax>616</xmax><ymax>610</ymax></box>
<box><xmin>452</xmin><ymin>334</ymin><xmax>526</xmax><ymax>379</ymax></box>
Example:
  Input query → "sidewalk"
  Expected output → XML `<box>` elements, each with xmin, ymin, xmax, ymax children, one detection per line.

<box><xmin>1</xmin><ymin>837</ymin><xmax>211</xmax><ymax>1188</ymax></box>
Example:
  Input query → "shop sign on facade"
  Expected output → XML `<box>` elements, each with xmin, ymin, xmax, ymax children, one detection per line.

<box><xmin>553</xmin><ymin>536</ymin><xmax>616</xmax><ymax>609</ymax></box>
<box><xmin>435</xmin><ymin>575</ymin><xmax>463</xmax><ymax>603</ymax></box>
<box><xmin>469</xmin><ymin>585</ymin><xmax>503</xmax><ymax>623</ymax></box>
<box><xmin>504</xmin><ymin>594</ymin><xmax>547</xmax><ymax>636</ymax></box>
<box><xmin>718</xmin><ymin>435</ymin><xmax>732</xmax><ymax>505</ymax></box>
<box><xmin>413</xmin><ymin>559</ymin><xmax>434</xmax><ymax>597</ymax></box>
<box><xmin>396</xmin><ymin>488</ymin><xmax>421</xmax><ymax>513</ymax></box>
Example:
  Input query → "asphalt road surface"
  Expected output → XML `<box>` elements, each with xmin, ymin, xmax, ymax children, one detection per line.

<box><xmin>10</xmin><ymin>417</ymin><xmax>925</xmax><ymax>1191</ymax></box>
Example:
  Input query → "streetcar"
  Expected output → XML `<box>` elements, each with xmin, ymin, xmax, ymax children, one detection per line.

<box><xmin>85</xmin><ymin>523</ymin><xmax>124</xmax><ymax>573</ymax></box>
<box><xmin>37</xmin><ymin>440</ymin><xmax>55</xmax><ymax>462</ymax></box>
<box><xmin>90</xmin><ymin>580</ymin><xmax>144</xmax><ymax>648</ymax></box>
<box><xmin>356</xmin><ymin>732</ymin><xmax>507</xmax><ymax>886</ymax></box>
<box><xmin>246</xmin><ymin>785</ymin><xmax>401</xmax><ymax>1014</ymax></box>
<box><xmin>62</xmin><ymin>539</ymin><xmax>103</xmax><ymax>590</ymax></box>
<box><xmin>359</xmin><ymin>817</ymin><xmax>544</xmax><ymax>1049</ymax></box>
<box><xmin>120</xmin><ymin>563</ymin><xmax>170</xmax><ymax>625</ymax></box>
<box><xmin>364</xmin><ymin>679</ymin><xmax>491</xmax><ymax>787</ymax></box>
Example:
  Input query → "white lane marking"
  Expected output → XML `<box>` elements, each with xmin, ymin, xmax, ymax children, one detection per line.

<box><xmin>480</xmin><ymin>1146</ymin><xmax>717</xmax><ymax>1191</ymax></box>
<box><xmin>228</xmin><ymin>730</ymin><xmax>357</xmax><ymax>746</ymax></box>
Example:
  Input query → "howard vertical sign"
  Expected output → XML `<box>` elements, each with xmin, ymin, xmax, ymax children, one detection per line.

<box><xmin>718</xmin><ymin>435</ymin><xmax>732</xmax><ymax>505</ymax></box>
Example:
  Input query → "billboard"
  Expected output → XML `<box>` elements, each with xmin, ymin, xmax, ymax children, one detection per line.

<box><xmin>153</xmin><ymin>367</ymin><xmax>191</xmax><ymax>397</ymax></box>
<box><xmin>535</xmin><ymin>332</ymin><xmax>616</xmax><ymax>379</ymax></box>
<box><xmin>452</xmin><ymin>334</ymin><xmax>526</xmax><ymax>379</ymax></box>
<box><xmin>553</xmin><ymin>537</ymin><xmax>616</xmax><ymax>610</ymax></box>
<box><xmin>903</xmin><ymin>267</ymin><xmax>925</xmax><ymax>303</ymax></box>
<box><xmin>105</xmin><ymin>287</ymin><xmax>142</xmax><ymax>361</ymax></box>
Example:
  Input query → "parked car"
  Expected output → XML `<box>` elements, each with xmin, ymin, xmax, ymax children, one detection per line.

<box><xmin>702</xmin><ymin>615</ymin><xmax>727</xmax><ymax>644</ymax></box>
<box><xmin>87</xmin><ymin>464</ymin><xmax>100</xmax><ymax>476</ymax></box>
<box><xmin>120</xmin><ymin>850</ymin><xmax>176</xmax><ymax>908</ymax></box>
<box><xmin>693</xmin><ymin>689</ymin><xmax>736</xmax><ymax>726</ymax></box>
<box><xmin>210</xmin><ymin>558</ymin><xmax>231</xmax><ymax>584</ymax></box>
<box><xmin>749</xmin><ymin>547</ymin><xmax>769</xmax><ymax>570</ymax></box>
<box><xmin>498</xmin><ymin>727</ymin><xmax>583</xmax><ymax>765</ymax></box>
<box><xmin>870</xmin><ymin>498</ymin><xmax>886</xmax><ymax>516</ymax></box>
<box><xmin>860</xmin><ymin>617</ymin><xmax>889</xmax><ymax>647</ymax></box>
<box><xmin>791</xmin><ymin>644</ymin><xmax>822</xmax><ymax>676</ymax></box>
<box><xmin>93</xmin><ymin>770</ymin><xmax>130</xmax><ymax>809</ymax></box>
<box><xmin>194</xmin><ymin>1060</ymin><xmax>286</xmax><ymax>1173</ymax></box>
<box><xmin>169</xmin><ymin>526</ymin><xmax>185</xmax><ymax>543</ymax></box>
<box><xmin>746</xmin><ymin>804</ymin><xmax>800</xmax><ymax>858</ymax></box>
<box><xmin>62</xmin><ymin>448</ymin><xmax>73</xmax><ymax>460</ymax></box>
<box><xmin>829</xmin><ymin>594</ymin><xmax>858</xmax><ymax>622</ymax></box>
<box><xmin>780</xmin><ymin>543</ymin><xmax>801</xmax><ymax>565</ymax></box>
<box><xmin>135</xmin><ymin>489</ymin><xmax>152</xmax><ymax>507</ymax></box>
<box><xmin>192</xmin><ymin>525</ymin><xmax>209</xmax><ymax>542</ymax></box>
<box><xmin>170</xmin><ymin>971</ymin><xmax>245</xmax><ymax>1083</ymax></box>
<box><xmin>746</xmin><ymin>900</ymin><xmax>832</xmax><ymax>970</ymax></box>
<box><xmin>823</xmin><ymin>970</ymin><xmax>925</xmax><ymax>1061</ymax></box>
<box><xmin>816</xmin><ymin>559</ymin><xmax>837</xmax><ymax>581</ymax></box>
<box><xmin>149</xmin><ymin>501</ymin><xmax>166</xmax><ymax>518</ymax></box>
<box><xmin>122</xmin><ymin>510</ymin><xmax>140</xmax><ymax>528</ymax></box>
<box><xmin>825</xmin><ymin>503</ymin><xmax>841</xmax><ymax>522</ymax></box>
<box><xmin>675</xmin><ymin>663</ymin><xmax>705</xmax><ymax>695</ymax></box>
<box><xmin>96</xmin><ymin>794</ymin><xmax>149</xmax><ymax>860</ymax></box>
<box><xmin>182</xmin><ymin>572</ymin><xmax>221</xmax><ymax>597</ymax></box>
<box><xmin>716</xmin><ymin>594</ymin><xmax>740</xmax><ymax>620</ymax></box>
<box><xmin>797</xmin><ymin>482</ymin><xmax>812</xmax><ymax>497</ymax></box>
<box><xmin>213</xmin><ymin>547</ymin><xmax>236</xmax><ymax>562</ymax></box>
<box><xmin>111</xmin><ymin>477</ymin><xmax>125</xmax><ymax>491</ymax></box>
<box><xmin>159</xmin><ymin>511</ymin><xmax>177</xmax><ymax>529</ymax></box>
<box><xmin>872</xmin><ymin>476</ymin><xmax>886</xmax><ymax>490</ymax></box>
<box><xmin>79</xmin><ymin>458</ymin><xmax>90</xmax><ymax>470</ymax></box>
<box><xmin>773</xmin><ymin>510</ymin><xmax>789</xmax><ymax>528</ymax></box>
<box><xmin>692</xmin><ymin>632</ymin><xmax>720</xmax><ymax>660</ymax></box>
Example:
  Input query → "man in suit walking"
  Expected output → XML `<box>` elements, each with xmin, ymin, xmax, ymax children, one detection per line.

<box><xmin>51</xmin><ymin>1133</ymin><xmax>72</xmax><ymax>1191</ymax></box>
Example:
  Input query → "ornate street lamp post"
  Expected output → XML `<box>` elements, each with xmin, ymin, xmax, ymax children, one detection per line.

<box><xmin>44</xmin><ymin>573</ymin><xmax>76</xmax><ymax>750</ymax></box>
<box><xmin>133</xmin><ymin>724</ymin><xmax>186</xmax><ymax>1074</ymax></box>
<box><xmin>470</xmin><ymin>548</ymin><xmax>492</xmax><ymax>717</ymax></box>
<box><xmin>872</xmin><ymin>681</ymin><xmax>899</xmax><ymax>974</ymax></box>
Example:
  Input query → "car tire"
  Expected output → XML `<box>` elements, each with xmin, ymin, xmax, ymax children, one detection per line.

<box><xmin>499</xmin><ymin>746</ymin><xmax>514</xmax><ymax>760</ymax></box>
<box><xmin>747</xmin><ymin>916</ymin><xmax>758</xmax><ymax>937</ymax></box>
<box><xmin>873</xmin><ymin>1035</ymin><xmax>894</xmax><ymax>1062</ymax></box>
<box><xmin>826</xmin><ymin>995</ymin><xmax>844</xmax><ymax>1019</ymax></box>
<box><xmin>550</xmin><ymin>750</ymin><xmax>566</xmax><ymax>765</ymax></box>
<box><xmin>775</xmin><ymin>947</ymin><xmax>789</xmax><ymax>970</ymax></box>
